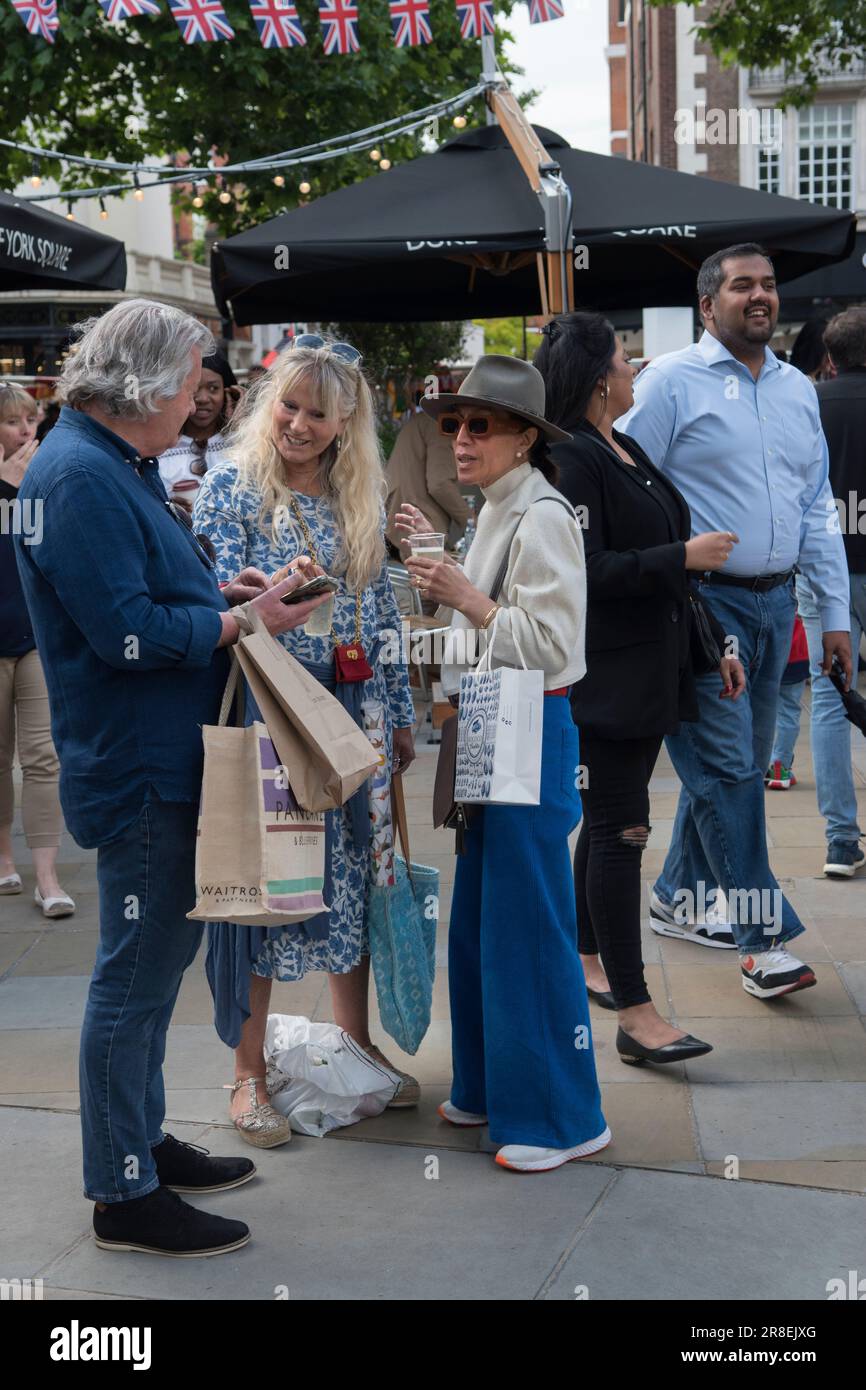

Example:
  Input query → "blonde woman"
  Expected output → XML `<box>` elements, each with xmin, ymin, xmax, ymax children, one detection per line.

<box><xmin>193</xmin><ymin>335</ymin><xmax>419</xmax><ymax>1147</ymax></box>
<box><xmin>0</xmin><ymin>383</ymin><xmax>74</xmax><ymax>916</ymax></box>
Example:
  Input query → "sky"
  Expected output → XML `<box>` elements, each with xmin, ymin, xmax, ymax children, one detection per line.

<box><xmin>504</xmin><ymin>1</ymin><xmax>612</xmax><ymax>155</ymax></box>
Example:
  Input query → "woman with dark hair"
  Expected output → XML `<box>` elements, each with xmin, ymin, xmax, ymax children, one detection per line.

<box><xmin>397</xmin><ymin>355</ymin><xmax>609</xmax><ymax>1172</ymax></box>
<box><xmin>158</xmin><ymin>350</ymin><xmax>238</xmax><ymax>511</ymax></box>
<box><xmin>534</xmin><ymin>313</ymin><xmax>746</xmax><ymax>1065</ymax></box>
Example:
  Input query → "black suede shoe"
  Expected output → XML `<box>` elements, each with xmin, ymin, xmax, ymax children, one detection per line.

<box><xmin>93</xmin><ymin>1186</ymin><xmax>250</xmax><ymax>1257</ymax></box>
<box><xmin>152</xmin><ymin>1133</ymin><xmax>257</xmax><ymax>1193</ymax></box>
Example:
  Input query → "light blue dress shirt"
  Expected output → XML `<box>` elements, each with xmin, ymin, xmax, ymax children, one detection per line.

<box><xmin>616</xmin><ymin>330</ymin><xmax>850</xmax><ymax>632</ymax></box>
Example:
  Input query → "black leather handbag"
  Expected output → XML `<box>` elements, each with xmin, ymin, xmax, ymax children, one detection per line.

<box><xmin>688</xmin><ymin>589</ymin><xmax>723</xmax><ymax>674</ymax></box>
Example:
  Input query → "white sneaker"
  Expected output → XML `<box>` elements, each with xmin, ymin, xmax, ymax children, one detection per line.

<box><xmin>495</xmin><ymin>1126</ymin><xmax>612</xmax><ymax>1173</ymax></box>
<box><xmin>740</xmin><ymin>947</ymin><xmax>816</xmax><ymax>999</ymax></box>
<box><xmin>437</xmin><ymin>1100</ymin><xmax>487</xmax><ymax>1127</ymax></box>
<box><xmin>649</xmin><ymin>889</ymin><xmax>736</xmax><ymax>949</ymax></box>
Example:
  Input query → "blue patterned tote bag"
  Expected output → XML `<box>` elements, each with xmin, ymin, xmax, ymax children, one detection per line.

<box><xmin>368</xmin><ymin>774</ymin><xmax>439</xmax><ymax>1056</ymax></box>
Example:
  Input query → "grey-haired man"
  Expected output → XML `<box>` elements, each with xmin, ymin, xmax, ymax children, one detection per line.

<box><xmin>16</xmin><ymin>299</ymin><xmax>327</xmax><ymax>1257</ymax></box>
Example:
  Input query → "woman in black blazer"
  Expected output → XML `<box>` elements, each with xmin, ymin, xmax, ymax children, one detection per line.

<box><xmin>535</xmin><ymin>313</ymin><xmax>746</xmax><ymax>1066</ymax></box>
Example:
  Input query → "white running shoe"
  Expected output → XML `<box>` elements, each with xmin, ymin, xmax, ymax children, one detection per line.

<box><xmin>649</xmin><ymin>889</ymin><xmax>736</xmax><ymax>949</ymax></box>
<box><xmin>740</xmin><ymin>947</ymin><xmax>816</xmax><ymax>999</ymax></box>
<box><xmin>495</xmin><ymin>1126</ymin><xmax>612</xmax><ymax>1173</ymax></box>
<box><xmin>438</xmin><ymin>1101</ymin><xmax>488</xmax><ymax>1127</ymax></box>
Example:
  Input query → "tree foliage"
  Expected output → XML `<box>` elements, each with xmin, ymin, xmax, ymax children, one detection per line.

<box><xmin>650</xmin><ymin>0</ymin><xmax>866</xmax><ymax>106</ymax></box>
<box><xmin>473</xmin><ymin>315</ymin><xmax>527</xmax><ymax>358</ymax></box>
<box><xmin>0</xmin><ymin>1</ymin><xmax>521</xmax><ymax>233</ymax></box>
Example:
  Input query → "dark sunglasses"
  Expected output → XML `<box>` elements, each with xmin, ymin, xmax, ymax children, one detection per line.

<box><xmin>437</xmin><ymin>413</ymin><xmax>521</xmax><ymax>437</ymax></box>
<box><xmin>293</xmin><ymin>333</ymin><xmax>363</xmax><ymax>366</ymax></box>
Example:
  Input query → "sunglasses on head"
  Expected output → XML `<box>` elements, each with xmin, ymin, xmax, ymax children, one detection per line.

<box><xmin>437</xmin><ymin>412</ymin><xmax>521</xmax><ymax>437</ymax></box>
<box><xmin>293</xmin><ymin>333</ymin><xmax>363</xmax><ymax>366</ymax></box>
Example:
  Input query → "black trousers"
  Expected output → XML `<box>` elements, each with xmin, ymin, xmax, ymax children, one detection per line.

<box><xmin>574</xmin><ymin>730</ymin><xmax>664</xmax><ymax>1009</ymax></box>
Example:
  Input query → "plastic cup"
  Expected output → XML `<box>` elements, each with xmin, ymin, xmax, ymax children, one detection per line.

<box><xmin>408</xmin><ymin>532</ymin><xmax>445</xmax><ymax>563</ymax></box>
<box><xmin>303</xmin><ymin>592</ymin><xmax>335</xmax><ymax>637</ymax></box>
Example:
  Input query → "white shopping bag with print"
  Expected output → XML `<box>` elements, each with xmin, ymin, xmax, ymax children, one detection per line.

<box><xmin>454</xmin><ymin>618</ymin><xmax>544</xmax><ymax>806</ymax></box>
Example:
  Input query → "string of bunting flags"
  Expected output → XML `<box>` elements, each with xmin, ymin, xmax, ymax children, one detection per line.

<box><xmin>8</xmin><ymin>0</ymin><xmax>563</xmax><ymax>50</ymax></box>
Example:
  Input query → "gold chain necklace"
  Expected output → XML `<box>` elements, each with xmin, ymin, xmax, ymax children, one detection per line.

<box><xmin>288</xmin><ymin>494</ymin><xmax>362</xmax><ymax>645</ymax></box>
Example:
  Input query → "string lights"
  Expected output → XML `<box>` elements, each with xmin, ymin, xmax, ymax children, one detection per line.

<box><xmin>2</xmin><ymin>82</ymin><xmax>491</xmax><ymax>210</ymax></box>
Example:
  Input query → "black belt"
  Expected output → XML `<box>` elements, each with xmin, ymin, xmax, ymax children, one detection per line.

<box><xmin>701</xmin><ymin>569</ymin><xmax>794</xmax><ymax>594</ymax></box>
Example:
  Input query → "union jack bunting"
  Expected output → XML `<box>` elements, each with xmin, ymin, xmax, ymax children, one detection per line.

<box><xmin>318</xmin><ymin>0</ymin><xmax>359</xmax><ymax>54</ymax></box>
<box><xmin>167</xmin><ymin>0</ymin><xmax>235</xmax><ymax>41</ymax></box>
<box><xmin>97</xmin><ymin>0</ymin><xmax>161</xmax><ymax>19</ymax></box>
<box><xmin>248</xmin><ymin>0</ymin><xmax>306</xmax><ymax>46</ymax></box>
<box><xmin>454</xmin><ymin>0</ymin><xmax>493</xmax><ymax>39</ymax></box>
<box><xmin>10</xmin><ymin>0</ymin><xmax>59</xmax><ymax>40</ymax></box>
<box><xmin>528</xmin><ymin>0</ymin><xmax>563</xmax><ymax>21</ymax></box>
<box><xmin>389</xmin><ymin>0</ymin><xmax>431</xmax><ymax>46</ymax></box>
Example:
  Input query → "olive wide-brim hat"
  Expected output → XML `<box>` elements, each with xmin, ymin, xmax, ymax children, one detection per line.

<box><xmin>420</xmin><ymin>354</ymin><xmax>572</xmax><ymax>444</ymax></box>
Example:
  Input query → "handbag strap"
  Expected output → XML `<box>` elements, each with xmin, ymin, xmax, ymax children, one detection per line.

<box><xmin>488</xmin><ymin>496</ymin><xmax>575</xmax><ymax>601</ymax></box>
<box><xmin>391</xmin><ymin>772</ymin><xmax>414</xmax><ymax>886</ymax></box>
<box><xmin>218</xmin><ymin>653</ymin><xmax>246</xmax><ymax>727</ymax></box>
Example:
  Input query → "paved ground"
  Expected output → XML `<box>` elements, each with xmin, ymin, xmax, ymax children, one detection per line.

<box><xmin>1</xmin><ymin>687</ymin><xmax>865</xmax><ymax>1300</ymax></box>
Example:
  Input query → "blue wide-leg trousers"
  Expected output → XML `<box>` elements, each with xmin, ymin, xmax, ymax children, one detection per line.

<box><xmin>448</xmin><ymin>697</ymin><xmax>607</xmax><ymax>1150</ymax></box>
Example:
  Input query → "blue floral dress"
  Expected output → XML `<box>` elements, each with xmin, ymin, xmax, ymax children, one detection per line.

<box><xmin>193</xmin><ymin>463</ymin><xmax>415</xmax><ymax>981</ymax></box>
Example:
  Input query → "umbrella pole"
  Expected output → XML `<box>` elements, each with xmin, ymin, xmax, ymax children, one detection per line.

<box><xmin>481</xmin><ymin>40</ymin><xmax>574</xmax><ymax>317</ymax></box>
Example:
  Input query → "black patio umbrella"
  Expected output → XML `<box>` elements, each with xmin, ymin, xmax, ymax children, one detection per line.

<box><xmin>211</xmin><ymin>125</ymin><xmax>855</xmax><ymax>325</ymax></box>
<box><xmin>0</xmin><ymin>189</ymin><xmax>126</xmax><ymax>293</ymax></box>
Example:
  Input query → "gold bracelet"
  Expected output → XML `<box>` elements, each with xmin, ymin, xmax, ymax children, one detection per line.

<box><xmin>480</xmin><ymin>604</ymin><xmax>500</xmax><ymax>630</ymax></box>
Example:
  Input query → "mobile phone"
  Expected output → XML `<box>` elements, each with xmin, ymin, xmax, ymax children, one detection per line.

<box><xmin>280</xmin><ymin>574</ymin><xmax>339</xmax><ymax>605</ymax></box>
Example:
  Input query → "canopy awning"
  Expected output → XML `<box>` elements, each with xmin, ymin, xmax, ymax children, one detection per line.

<box><xmin>212</xmin><ymin>125</ymin><xmax>856</xmax><ymax>324</ymax></box>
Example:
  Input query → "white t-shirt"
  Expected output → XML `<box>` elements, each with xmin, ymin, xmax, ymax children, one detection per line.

<box><xmin>158</xmin><ymin>430</ymin><xmax>230</xmax><ymax>502</ymax></box>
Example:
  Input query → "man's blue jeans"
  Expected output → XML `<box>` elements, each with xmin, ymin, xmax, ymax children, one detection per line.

<box><xmin>79</xmin><ymin>799</ymin><xmax>203</xmax><ymax>1203</ymax></box>
<box><xmin>795</xmin><ymin>572</ymin><xmax>866</xmax><ymax>847</ymax></box>
<box><xmin>654</xmin><ymin>579</ymin><xmax>805</xmax><ymax>953</ymax></box>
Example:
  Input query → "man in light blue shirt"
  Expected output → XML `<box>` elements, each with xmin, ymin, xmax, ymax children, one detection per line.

<box><xmin>618</xmin><ymin>242</ymin><xmax>851</xmax><ymax>1001</ymax></box>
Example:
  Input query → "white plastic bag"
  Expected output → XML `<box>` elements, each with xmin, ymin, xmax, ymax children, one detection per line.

<box><xmin>263</xmin><ymin>1014</ymin><xmax>400</xmax><ymax>1137</ymax></box>
<box><xmin>454</xmin><ymin>619</ymin><xmax>544</xmax><ymax>806</ymax></box>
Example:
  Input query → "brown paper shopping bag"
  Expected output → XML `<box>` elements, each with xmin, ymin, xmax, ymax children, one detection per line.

<box><xmin>187</xmin><ymin>717</ymin><xmax>327</xmax><ymax>926</ymax></box>
<box><xmin>231</xmin><ymin>604</ymin><xmax>377</xmax><ymax>812</ymax></box>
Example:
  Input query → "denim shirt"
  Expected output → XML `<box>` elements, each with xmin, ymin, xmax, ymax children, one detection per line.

<box><xmin>14</xmin><ymin>407</ymin><xmax>230</xmax><ymax>849</ymax></box>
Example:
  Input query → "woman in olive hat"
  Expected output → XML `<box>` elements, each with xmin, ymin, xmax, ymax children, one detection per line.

<box><xmin>397</xmin><ymin>355</ymin><xmax>610</xmax><ymax>1173</ymax></box>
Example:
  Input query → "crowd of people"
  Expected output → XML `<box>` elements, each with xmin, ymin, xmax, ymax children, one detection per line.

<box><xmin>2</xmin><ymin>238</ymin><xmax>863</xmax><ymax>1255</ymax></box>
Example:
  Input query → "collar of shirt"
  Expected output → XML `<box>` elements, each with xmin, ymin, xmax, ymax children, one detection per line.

<box><xmin>58</xmin><ymin>405</ymin><xmax>159</xmax><ymax>477</ymax></box>
<box><xmin>696</xmin><ymin>329</ymin><xmax>781</xmax><ymax>379</ymax></box>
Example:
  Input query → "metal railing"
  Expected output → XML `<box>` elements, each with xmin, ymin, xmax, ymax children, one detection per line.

<box><xmin>749</xmin><ymin>59</ymin><xmax>866</xmax><ymax>90</ymax></box>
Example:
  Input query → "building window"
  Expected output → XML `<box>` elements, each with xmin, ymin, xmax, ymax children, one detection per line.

<box><xmin>617</xmin><ymin>0</ymin><xmax>626</xmax><ymax>22</ymax></box>
<box><xmin>757</xmin><ymin>145</ymin><xmax>781</xmax><ymax>194</ymax></box>
<box><xmin>797</xmin><ymin>103</ymin><xmax>855</xmax><ymax>208</ymax></box>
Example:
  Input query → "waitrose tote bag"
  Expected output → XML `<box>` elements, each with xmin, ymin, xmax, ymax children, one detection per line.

<box><xmin>188</xmin><ymin>681</ymin><xmax>327</xmax><ymax>925</ymax></box>
<box><xmin>453</xmin><ymin>618</ymin><xmax>544</xmax><ymax>807</ymax></box>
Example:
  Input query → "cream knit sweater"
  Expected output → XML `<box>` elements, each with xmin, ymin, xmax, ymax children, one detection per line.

<box><xmin>440</xmin><ymin>462</ymin><xmax>587</xmax><ymax>696</ymax></box>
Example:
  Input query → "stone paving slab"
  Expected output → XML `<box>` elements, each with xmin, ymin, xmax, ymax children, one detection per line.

<box><xmin>690</xmin><ymin>1081</ymin><xmax>866</xmax><ymax>1161</ymax></box>
<box><xmin>543</xmin><ymin>1166</ymin><xmax>866</xmax><ymax>1302</ymax></box>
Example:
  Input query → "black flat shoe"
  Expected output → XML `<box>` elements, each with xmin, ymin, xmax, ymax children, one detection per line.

<box><xmin>616</xmin><ymin>1026</ymin><xmax>713</xmax><ymax>1066</ymax></box>
<box><xmin>153</xmin><ymin>1133</ymin><xmax>256</xmax><ymax>1193</ymax></box>
<box><xmin>586</xmin><ymin>986</ymin><xmax>617</xmax><ymax>1011</ymax></box>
